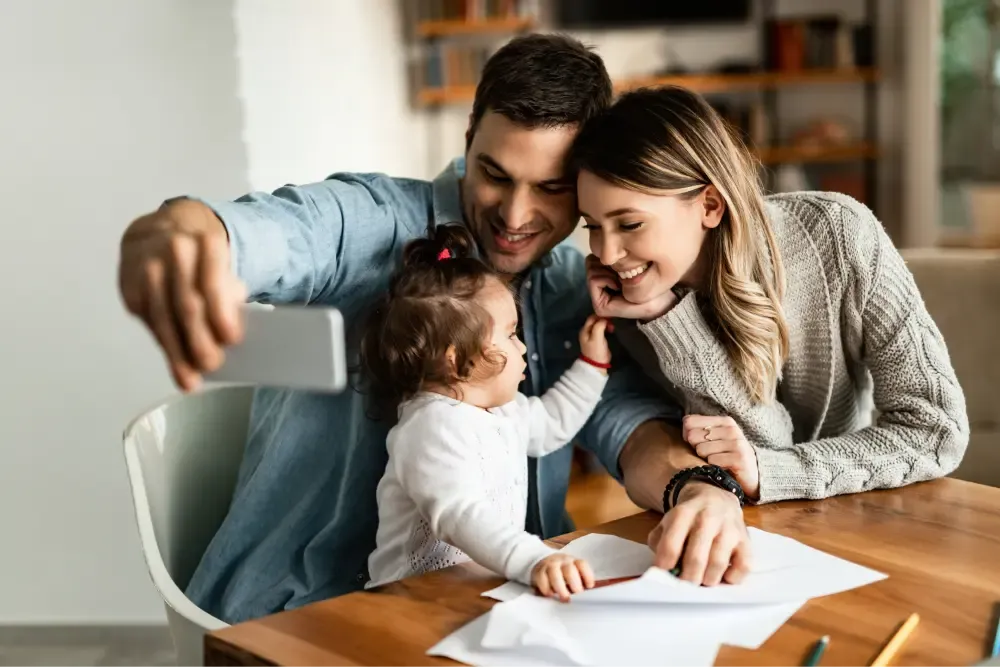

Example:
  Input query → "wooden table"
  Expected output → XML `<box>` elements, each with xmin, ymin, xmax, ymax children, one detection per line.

<box><xmin>205</xmin><ymin>478</ymin><xmax>1000</xmax><ymax>666</ymax></box>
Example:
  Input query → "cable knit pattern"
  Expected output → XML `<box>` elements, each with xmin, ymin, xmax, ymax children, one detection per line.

<box><xmin>630</xmin><ymin>192</ymin><xmax>969</xmax><ymax>503</ymax></box>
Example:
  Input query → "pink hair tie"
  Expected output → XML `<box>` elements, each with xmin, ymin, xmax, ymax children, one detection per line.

<box><xmin>437</xmin><ymin>248</ymin><xmax>452</xmax><ymax>261</ymax></box>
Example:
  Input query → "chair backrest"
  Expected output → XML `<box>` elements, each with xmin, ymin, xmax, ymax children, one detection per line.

<box><xmin>123</xmin><ymin>386</ymin><xmax>254</xmax><ymax>592</ymax></box>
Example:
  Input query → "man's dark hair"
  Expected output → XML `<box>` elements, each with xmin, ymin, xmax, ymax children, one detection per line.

<box><xmin>467</xmin><ymin>33</ymin><xmax>612</xmax><ymax>150</ymax></box>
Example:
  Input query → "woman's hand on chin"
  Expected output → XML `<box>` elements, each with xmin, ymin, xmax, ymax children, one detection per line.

<box><xmin>585</xmin><ymin>254</ymin><xmax>678</xmax><ymax>321</ymax></box>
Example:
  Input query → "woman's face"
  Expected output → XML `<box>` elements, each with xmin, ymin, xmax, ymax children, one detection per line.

<box><xmin>576</xmin><ymin>169</ymin><xmax>725</xmax><ymax>304</ymax></box>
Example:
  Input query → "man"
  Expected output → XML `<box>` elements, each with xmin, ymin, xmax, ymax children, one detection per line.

<box><xmin>118</xmin><ymin>34</ymin><xmax>750</xmax><ymax>624</ymax></box>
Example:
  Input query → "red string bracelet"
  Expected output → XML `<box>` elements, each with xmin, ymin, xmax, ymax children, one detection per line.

<box><xmin>579</xmin><ymin>354</ymin><xmax>611</xmax><ymax>370</ymax></box>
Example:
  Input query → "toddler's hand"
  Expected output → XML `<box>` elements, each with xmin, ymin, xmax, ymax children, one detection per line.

<box><xmin>532</xmin><ymin>553</ymin><xmax>595</xmax><ymax>602</ymax></box>
<box><xmin>579</xmin><ymin>314</ymin><xmax>612</xmax><ymax>372</ymax></box>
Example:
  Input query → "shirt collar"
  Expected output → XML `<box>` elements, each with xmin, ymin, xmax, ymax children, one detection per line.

<box><xmin>432</xmin><ymin>156</ymin><xmax>465</xmax><ymax>227</ymax></box>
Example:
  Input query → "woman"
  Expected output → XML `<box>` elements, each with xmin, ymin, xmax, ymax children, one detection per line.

<box><xmin>571</xmin><ymin>86</ymin><xmax>968</xmax><ymax>505</ymax></box>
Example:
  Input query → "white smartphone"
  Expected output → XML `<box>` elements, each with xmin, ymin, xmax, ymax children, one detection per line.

<box><xmin>203</xmin><ymin>304</ymin><xmax>348</xmax><ymax>393</ymax></box>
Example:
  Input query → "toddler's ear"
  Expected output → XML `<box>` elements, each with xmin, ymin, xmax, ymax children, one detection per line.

<box><xmin>444</xmin><ymin>344</ymin><xmax>457</xmax><ymax>373</ymax></box>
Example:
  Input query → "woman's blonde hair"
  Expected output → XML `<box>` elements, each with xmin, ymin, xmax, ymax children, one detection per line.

<box><xmin>570</xmin><ymin>85</ymin><xmax>789</xmax><ymax>404</ymax></box>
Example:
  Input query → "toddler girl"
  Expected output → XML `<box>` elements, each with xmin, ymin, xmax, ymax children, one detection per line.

<box><xmin>361</xmin><ymin>224</ymin><xmax>612</xmax><ymax>601</ymax></box>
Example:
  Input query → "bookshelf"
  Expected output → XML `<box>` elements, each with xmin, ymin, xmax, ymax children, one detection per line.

<box><xmin>410</xmin><ymin>1</ymin><xmax>536</xmax><ymax>93</ymax></box>
<box><xmin>408</xmin><ymin>0</ymin><xmax>882</xmax><ymax>210</ymax></box>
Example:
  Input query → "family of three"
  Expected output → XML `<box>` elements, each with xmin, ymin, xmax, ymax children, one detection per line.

<box><xmin>118</xmin><ymin>33</ymin><xmax>968</xmax><ymax>623</ymax></box>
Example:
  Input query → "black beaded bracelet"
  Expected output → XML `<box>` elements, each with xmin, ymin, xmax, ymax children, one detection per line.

<box><xmin>662</xmin><ymin>464</ymin><xmax>746</xmax><ymax>511</ymax></box>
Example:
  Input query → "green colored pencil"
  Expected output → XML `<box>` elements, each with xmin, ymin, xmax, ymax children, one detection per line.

<box><xmin>991</xmin><ymin>609</ymin><xmax>999</xmax><ymax>657</ymax></box>
<box><xmin>804</xmin><ymin>635</ymin><xmax>829</xmax><ymax>666</ymax></box>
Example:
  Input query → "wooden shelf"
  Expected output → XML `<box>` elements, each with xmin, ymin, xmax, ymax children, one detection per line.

<box><xmin>418</xmin><ymin>68</ymin><xmax>880</xmax><ymax>106</ymax></box>
<box><xmin>418</xmin><ymin>86</ymin><xmax>478</xmax><ymax>105</ymax></box>
<box><xmin>756</xmin><ymin>142</ymin><xmax>879</xmax><ymax>165</ymax></box>
<box><xmin>617</xmin><ymin>67</ymin><xmax>880</xmax><ymax>94</ymax></box>
<box><xmin>416</xmin><ymin>17</ymin><xmax>534</xmax><ymax>38</ymax></box>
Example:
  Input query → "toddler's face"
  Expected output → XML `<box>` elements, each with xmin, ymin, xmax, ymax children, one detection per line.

<box><xmin>474</xmin><ymin>279</ymin><xmax>527</xmax><ymax>407</ymax></box>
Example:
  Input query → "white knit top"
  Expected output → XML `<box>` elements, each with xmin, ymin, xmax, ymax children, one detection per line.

<box><xmin>618</xmin><ymin>192</ymin><xmax>969</xmax><ymax>503</ymax></box>
<box><xmin>366</xmin><ymin>360</ymin><xmax>608</xmax><ymax>588</ymax></box>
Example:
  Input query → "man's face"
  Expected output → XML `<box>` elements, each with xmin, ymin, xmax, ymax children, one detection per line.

<box><xmin>462</xmin><ymin>112</ymin><xmax>579</xmax><ymax>276</ymax></box>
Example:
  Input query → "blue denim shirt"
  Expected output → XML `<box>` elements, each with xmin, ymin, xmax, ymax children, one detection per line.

<box><xmin>183</xmin><ymin>158</ymin><xmax>679</xmax><ymax>623</ymax></box>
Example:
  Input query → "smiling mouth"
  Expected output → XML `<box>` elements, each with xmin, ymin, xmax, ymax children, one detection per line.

<box><xmin>492</xmin><ymin>228</ymin><xmax>541</xmax><ymax>252</ymax></box>
<box><xmin>616</xmin><ymin>262</ymin><xmax>652</xmax><ymax>280</ymax></box>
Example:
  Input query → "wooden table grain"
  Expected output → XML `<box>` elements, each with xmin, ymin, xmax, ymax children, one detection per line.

<box><xmin>204</xmin><ymin>478</ymin><xmax>1000</xmax><ymax>666</ymax></box>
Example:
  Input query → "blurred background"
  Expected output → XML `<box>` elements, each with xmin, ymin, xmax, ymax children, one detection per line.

<box><xmin>1</xmin><ymin>0</ymin><xmax>998</xmax><ymax>663</ymax></box>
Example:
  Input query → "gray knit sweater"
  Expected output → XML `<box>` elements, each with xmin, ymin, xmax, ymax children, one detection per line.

<box><xmin>618</xmin><ymin>192</ymin><xmax>969</xmax><ymax>503</ymax></box>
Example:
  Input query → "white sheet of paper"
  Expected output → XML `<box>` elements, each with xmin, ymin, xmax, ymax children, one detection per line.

<box><xmin>480</xmin><ymin>595</ymin><xmax>589</xmax><ymax>664</ymax></box>
<box><xmin>431</xmin><ymin>597</ymin><xmax>802</xmax><ymax>666</ymax></box>
<box><xmin>572</xmin><ymin>528</ymin><xmax>886</xmax><ymax>606</ymax></box>
<box><xmin>482</xmin><ymin>533</ymin><xmax>653</xmax><ymax>602</ymax></box>
<box><xmin>438</xmin><ymin>526</ymin><xmax>879</xmax><ymax>665</ymax></box>
<box><xmin>430</xmin><ymin>596</ymin><xmax>726</xmax><ymax>667</ymax></box>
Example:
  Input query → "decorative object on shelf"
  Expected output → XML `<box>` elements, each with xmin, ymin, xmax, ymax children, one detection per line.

<box><xmin>790</xmin><ymin>118</ymin><xmax>855</xmax><ymax>151</ymax></box>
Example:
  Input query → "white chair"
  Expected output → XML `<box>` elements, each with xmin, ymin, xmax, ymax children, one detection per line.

<box><xmin>123</xmin><ymin>386</ymin><xmax>255</xmax><ymax>666</ymax></box>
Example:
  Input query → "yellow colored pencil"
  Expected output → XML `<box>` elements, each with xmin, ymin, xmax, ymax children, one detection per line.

<box><xmin>870</xmin><ymin>613</ymin><xmax>920</xmax><ymax>667</ymax></box>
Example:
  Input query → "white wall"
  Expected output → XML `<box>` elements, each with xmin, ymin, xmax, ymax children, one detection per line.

<box><xmin>234</xmin><ymin>0</ymin><xmax>429</xmax><ymax>191</ymax></box>
<box><xmin>0</xmin><ymin>0</ymin><xmax>249</xmax><ymax>623</ymax></box>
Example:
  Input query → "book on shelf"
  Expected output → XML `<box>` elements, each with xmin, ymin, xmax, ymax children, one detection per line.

<box><xmin>418</xmin><ymin>43</ymin><xmax>493</xmax><ymax>89</ymax></box>
<box><xmin>417</xmin><ymin>0</ymin><xmax>537</xmax><ymax>22</ymax></box>
<box><xmin>765</xmin><ymin>16</ymin><xmax>872</xmax><ymax>71</ymax></box>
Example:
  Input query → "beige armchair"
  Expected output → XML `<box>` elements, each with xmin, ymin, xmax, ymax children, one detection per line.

<box><xmin>902</xmin><ymin>248</ymin><xmax>1000</xmax><ymax>488</ymax></box>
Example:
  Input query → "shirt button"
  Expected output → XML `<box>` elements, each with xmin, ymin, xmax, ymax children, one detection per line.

<box><xmin>524</xmin><ymin>279</ymin><xmax>533</xmax><ymax>290</ymax></box>
<box><xmin>530</xmin><ymin>353</ymin><xmax>539</xmax><ymax>362</ymax></box>
<box><xmin>564</xmin><ymin>340</ymin><xmax>572</xmax><ymax>350</ymax></box>
<box><xmin>356</xmin><ymin>572</ymin><xmax>366</xmax><ymax>582</ymax></box>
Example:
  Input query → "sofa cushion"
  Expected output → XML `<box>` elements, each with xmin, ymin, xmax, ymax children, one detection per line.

<box><xmin>901</xmin><ymin>249</ymin><xmax>1000</xmax><ymax>426</ymax></box>
<box><xmin>901</xmin><ymin>248</ymin><xmax>1000</xmax><ymax>488</ymax></box>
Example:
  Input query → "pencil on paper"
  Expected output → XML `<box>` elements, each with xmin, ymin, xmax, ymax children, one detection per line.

<box><xmin>870</xmin><ymin>612</ymin><xmax>919</xmax><ymax>667</ymax></box>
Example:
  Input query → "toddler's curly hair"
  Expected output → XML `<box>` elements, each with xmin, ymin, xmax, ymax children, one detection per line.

<box><xmin>360</xmin><ymin>224</ymin><xmax>509</xmax><ymax>418</ymax></box>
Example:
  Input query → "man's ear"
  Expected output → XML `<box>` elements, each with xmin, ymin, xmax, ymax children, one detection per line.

<box><xmin>701</xmin><ymin>185</ymin><xmax>726</xmax><ymax>230</ymax></box>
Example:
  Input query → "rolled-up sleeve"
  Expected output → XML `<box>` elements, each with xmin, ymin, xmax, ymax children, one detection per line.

<box><xmin>183</xmin><ymin>172</ymin><xmax>427</xmax><ymax>305</ymax></box>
